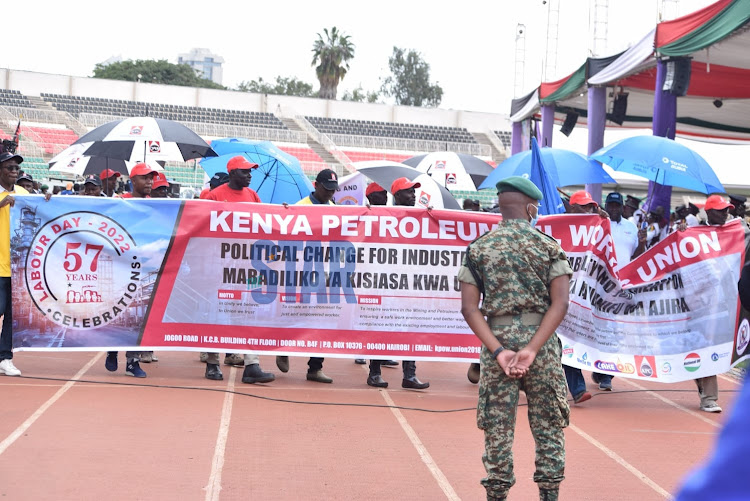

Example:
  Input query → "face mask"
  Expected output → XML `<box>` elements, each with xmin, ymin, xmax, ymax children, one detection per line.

<box><xmin>527</xmin><ymin>204</ymin><xmax>539</xmax><ymax>227</ymax></box>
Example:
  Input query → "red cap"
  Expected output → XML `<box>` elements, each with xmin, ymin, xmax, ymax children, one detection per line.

<box><xmin>569</xmin><ymin>190</ymin><xmax>597</xmax><ymax>207</ymax></box>
<box><xmin>130</xmin><ymin>162</ymin><xmax>157</xmax><ymax>177</ymax></box>
<box><xmin>704</xmin><ymin>195</ymin><xmax>734</xmax><ymax>211</ymax></box>
<box><xmin>391</xmin><ymin>177</ymin><xmax>421</xmax><ymax>194</ymax></box>
<box><xmin>101</xmin><ymin>168</ymin><xmax>122</xmax><ymax>180</ymax></box>
<box><xmin>152</xmin><ymin>171</ymin><xmax>169</xmax><ymax>189</ymax></box>
<box><xmin>365</xmin><ymin>183</ymin><xmax>386</xmax><ymax>196</ymax></box>
<box><xmin>227</xmin><ymin>156</ymin><xmax>258</xmax><ymax>172</ymax></box>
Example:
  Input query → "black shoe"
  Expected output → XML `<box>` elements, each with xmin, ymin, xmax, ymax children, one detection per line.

<box><xmin>367</xmin><ymin>374</ymin><xmax>388</xmax><ymax>388</ymax></box>
<box><xmin>402</xmin><ymin>377</ymin><xmax>429</xmax><ymax>390</ymax></box>
<box><xmin>467</xmin><ymin>363</ymin><xmax>480</xmax><ymax>384</ymax></box>
<box><xmin>382</xmin><ymin>360</ymin><xmax>399</xmax><ymax>367</ymax></box>
<box><xmin>242</xmin><ymin>364</ymin><xmax>275</xmax><ymax>384</ymax></box>
<box><xmin>205</xmin><ymin>363</ymin><xmax>223</xmax><ymax>381</ymax></box>
<box><xmin>354</xmin><ymin>358</ymin><xmax>366</xmax><ymax>365</ymax></box>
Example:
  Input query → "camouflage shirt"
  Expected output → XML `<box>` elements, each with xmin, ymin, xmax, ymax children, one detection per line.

<box><xmin>457</xmin><ymin>219</ymin><xmax>573</xmax><ymax>317</ymax></box>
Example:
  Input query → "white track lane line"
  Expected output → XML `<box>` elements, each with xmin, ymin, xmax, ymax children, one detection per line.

<box><xmin>379</xmin><ymin>390</ymin><xmax>461</xmax><ymax>501</ymax></box>
<box><xmin>0</xmin><ymin>352</ymin><xmax>103</xmax><ymax>456</ymax></box>
<box><xmin>619</xmin><ymin>378</ymin><xmax>722</xmax><ymax>428</ymax></box>
<box><xmin>569</xmin><ymin>423</ymin><xmax>673</xmax><ymax>499</ymax></box>
<box><xmin>358</xmin><ymin>365</ymin><xmax>460</xmax><ymax>500</ymax></box>
<box><xmin>204</xmin><ymin>366</ymin><xmax>237</xmax><ymax>501</ymax></box>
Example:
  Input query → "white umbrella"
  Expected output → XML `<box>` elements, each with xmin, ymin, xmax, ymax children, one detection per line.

<box><xmin>353</xmin><ymin>160</ymin><xmax>460</xmax><ymax>210</ymax></box>
<box><xmin>402</xmin><ymin>152</ymin><xmax>494</xmax><ymax>190</ymax></box>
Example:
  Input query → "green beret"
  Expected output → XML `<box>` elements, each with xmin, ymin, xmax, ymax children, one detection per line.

<box><xmin>496</xmin><ymin>176</ymin><xmax>543</xmax><ymax>201</ymax></box>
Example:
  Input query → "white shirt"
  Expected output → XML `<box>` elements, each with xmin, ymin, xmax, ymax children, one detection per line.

<box><xmin>610</xmin><ymin>217</ymin><xmax>639</xmax><ymax>270</ymax></box>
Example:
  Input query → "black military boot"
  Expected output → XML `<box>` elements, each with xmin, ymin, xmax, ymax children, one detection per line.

<box><xmin>205</xmin><ymin>363</ymin><xmax>223</xmax><ymax>381</ymax></box>
<box><xmin>242</xmin><ymin>364</ymin><xmax>275</xmax><ymax>384</ymax></box>
<box><xmin>539</xmin><ymin>488</ymin><xmax>559</xmax><ymax>501</ymax></box>
<box><xmin>402</xmin><ymin>361</ymin><xmax>429</xmax><ymax>389</ymax></box>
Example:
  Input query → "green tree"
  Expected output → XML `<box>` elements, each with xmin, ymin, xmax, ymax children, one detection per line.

<box><xmin>236</xmin><ymin>76</ymin><xmax>314</xmax><ymax>97</ymax></box>
<box><xmin>311</xmin><ymin>27</ymin><xmax>355</xmax><ymax>100</ymax></box>
<box><xmin>341</xmin><ymin>85</ymin><xmax>380</xmax><ymax>103</ymax></box>
<box><xmin>93</xmin><ymin>59</ymin><xmax>226</xmax><ymax>89</ymax></box>
<box><xmin>380</xmin><ymin>47</ymin><xmax>443</xmax><ymax>107</ymax></box>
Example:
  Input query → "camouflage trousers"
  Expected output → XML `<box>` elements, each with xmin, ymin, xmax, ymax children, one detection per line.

<box><xmin>477</xmin><ymin>318</ymin><xmax>570</xmax><ymax>500</ymax></box>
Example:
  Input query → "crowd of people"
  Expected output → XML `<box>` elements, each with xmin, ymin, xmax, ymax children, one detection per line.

<box><xmin>0</xmin><ymin>150</ymin><xmax>745</xmax><ymax>500</ymax></box>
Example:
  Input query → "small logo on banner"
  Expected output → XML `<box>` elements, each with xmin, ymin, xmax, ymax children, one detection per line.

<box><xmin>434</xmin><ymin>160</ymin><xmax>446</xmax><ymax>170</ymax></box>
<box><xmin>418</xmin><ymin>191</ymin><xmax>431</xmax><ymax>208</ymax></box>
<box><xmin>635</xmin><ymin>355</ymin><xmax>657</xmax><ymax>378</ymax></box>
<box><xmin>148</xmin><ymin>141</ymin><xmax>161</xmax><ymax>153</ymax></box>
<box><xmin>661</xmin><ymin>362</ymin><xmax>672</xmax><ymax>375</ymax></box>
<box><xmin>594</xmin><ymin>359</ymin><xmax>635</xmax><ymax>374</ymax></box>
<box><xmin>130</xmin><ymin>126</ymin><xmax>143</xmax><ymax>135</ymax></box>
<box><xmin>445</xmin><ymin>172</ymin><xmax>457</xmax><ymax>185</ymax></box>
<box><xmin>683</xmin><ymin>352</ymin><xmax>701</xmax><ymax>372</ymax></box>
<box><xmin>576</xmin><ymin>352</ymin><xmax>591</xmax><ymax>366</ymax></box>
<box><xmin>736</xmin><ymin>319</ymin><xmax>750</xmax><ymax>356</ymax></box>
<box><xmin>562</xmin><ymin>345</ymin><xmax>574</xmax><ymax>358</ymax></box>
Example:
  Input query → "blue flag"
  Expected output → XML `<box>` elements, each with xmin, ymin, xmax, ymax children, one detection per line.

<box><xmin>528</xmin><ymin>137</ymin><xmax>565</xmax><ymax>215</ymax></box>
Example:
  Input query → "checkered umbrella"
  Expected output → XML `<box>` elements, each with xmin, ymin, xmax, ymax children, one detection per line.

<box><xmin>73</xmin><ymin>117</ymin><xmax>216</xmax><ymax>163</ymax></box>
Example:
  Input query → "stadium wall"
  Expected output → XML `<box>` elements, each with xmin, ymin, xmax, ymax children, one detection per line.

<box><xmin>1</xmin><ymin>68</ymin><xmax>509</xmax><ymax>132</ymax></box>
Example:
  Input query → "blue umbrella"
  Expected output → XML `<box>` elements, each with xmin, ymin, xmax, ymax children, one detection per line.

<box><xmin>479</xmin><ymin>145</ymin><xmax>615</xmax><ymax>191</ymax></box>
<box><xmin>200</xmin><ymin>139</ymin><xmax>314</xmax><ymax>204</ymax></box>
<box><xmin>527</xmin><ymin>138</ymin><xmax>565</xmax><ymax>215</ymax></box>
<box><xmin>590</xmin><ymin>135</ymin><xmax>724</xmax><ymax>194</ymax></box>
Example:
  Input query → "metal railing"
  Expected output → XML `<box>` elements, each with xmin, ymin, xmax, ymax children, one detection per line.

<box><xmin>292</xmin><ymin>115</ymin><xmax>356</xmax><ymax>175</ymax></box>
<box><xmin>324</xmin><ymin>133</ymin><xmax>491</xmax><ymax>157</ymax></box>
<box><xmin>482</xmin><ymin>127</ymin><xmax>510</xmax><ymax>158</ymax></box>
<box><xmin>0</xmin><ymin>106</ymin><xmax>77</xmax><ymax>126</ymax></box>
<box><xmin>0</xmin><ymin>107</ymin><xmax>46</xmax><ymax>157</ymax></box>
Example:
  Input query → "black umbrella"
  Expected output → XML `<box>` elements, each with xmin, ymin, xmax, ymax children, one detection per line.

<box><xmin>74</xmin><ymin>116</ymin><xmax>216</xmax><ymax>163</ymax></box>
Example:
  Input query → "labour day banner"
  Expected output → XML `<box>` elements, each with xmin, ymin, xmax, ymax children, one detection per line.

<box><xmin>10</xmin><ymin>198</ymin><xmax>749</xmax><ymax>382</ymax></box>
<box><xmin>11</xmin><ymin>196</ymin><xmax>495</xmax><ymax>362</ymax></box>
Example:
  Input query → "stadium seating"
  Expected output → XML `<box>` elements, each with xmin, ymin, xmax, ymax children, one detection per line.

<box><xmin>26</xmin><ymin>126</ymin><xmax>78</xmax><ymax>155</ymax></box>
<box><xmin>0</xmin><ymin>89</ymin><xmax>34</xmax><ymax>108</ymax></box>
<box><xmin>494</xmin><ymin>130</ymin><xmax>512</xmax><ymax>149</ymax></box>
<box><xmin>306</xmin><ymin>116</ymin><xmax>477</xmax><ymax>144</ymax></box>
<box><xmin>451</xmin><ymin>189</ymin><xmax>498</xmax><ymax>209</ymax></box>
<box><xmin>41</xmin><ymin>93</ymin><xmax>287</xmax><ymax>130</ymax></box>
<box><xmin>341</xmin><ymin>150</ymin><xmax>412</xmax><ymax>163</ymax></box>
<box><xmin>277</xmin><ymin>146</ymin><xmax>324</xmax><ymax>163</ymax></box>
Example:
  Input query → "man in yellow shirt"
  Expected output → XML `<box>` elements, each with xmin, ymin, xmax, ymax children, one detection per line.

<box><xmin>276</xmin><ymin>169</ymin><xmax>339</xmax><ymax>383</ymax></box>
<box><xmin>0</xmin><ymin>152</ymin><xmax>28</xmax><ymax>376</ymax></box>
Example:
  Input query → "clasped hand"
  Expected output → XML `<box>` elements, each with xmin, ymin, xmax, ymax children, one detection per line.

<box><xmin>495</xmin><ymin>348</ymin><xmax>537</xmax><ymax>378</ymax></box>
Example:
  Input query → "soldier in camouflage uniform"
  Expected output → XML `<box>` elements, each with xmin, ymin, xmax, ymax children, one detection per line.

<box><xmin>458</xmin><ymin>176</ymin><xmax>573</xmax><ymax>501</ymax></box>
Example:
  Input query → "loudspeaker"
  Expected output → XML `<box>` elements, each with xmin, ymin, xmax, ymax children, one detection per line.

<box><xmin>663</xmin><ymin>58</ymin><xmax>692</xmax><ymax>97</ymax></box>
<box><xmin>611</xmin><ymin>93</ymin><xmax>628</xmax><ymax>125</ymax></box>
<box><xmin>560</xmin><ymin>112</ymin><xmax>578</xmax><ymax>137</ymax></box>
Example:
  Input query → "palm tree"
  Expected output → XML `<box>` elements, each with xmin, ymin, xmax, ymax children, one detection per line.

<box><xmin>311</xmin><ymin>27</ymin><xmax>355</xmax><ymax>100</ymax></box>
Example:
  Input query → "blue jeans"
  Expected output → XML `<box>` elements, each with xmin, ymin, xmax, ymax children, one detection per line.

<box><xmin>0</xmin><ymin>277</ymin><xmax>13</xmax><ymax>360</ymax></box>
<box><xmin>564</xmin><ymin>365</ymin><xmax>586</xmax><ymax>398</ymax></box>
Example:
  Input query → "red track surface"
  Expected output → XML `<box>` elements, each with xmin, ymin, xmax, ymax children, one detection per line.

<box><xmin>0</xmin><ymin>352</ymin><xmax>740</xmax><ymax>500</ymax></box>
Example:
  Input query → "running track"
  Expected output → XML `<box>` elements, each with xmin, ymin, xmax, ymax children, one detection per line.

<box><xmin>0</xmin><ymin>353</ymin><xmax>742</xmax><ymax>500</ymax></box>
